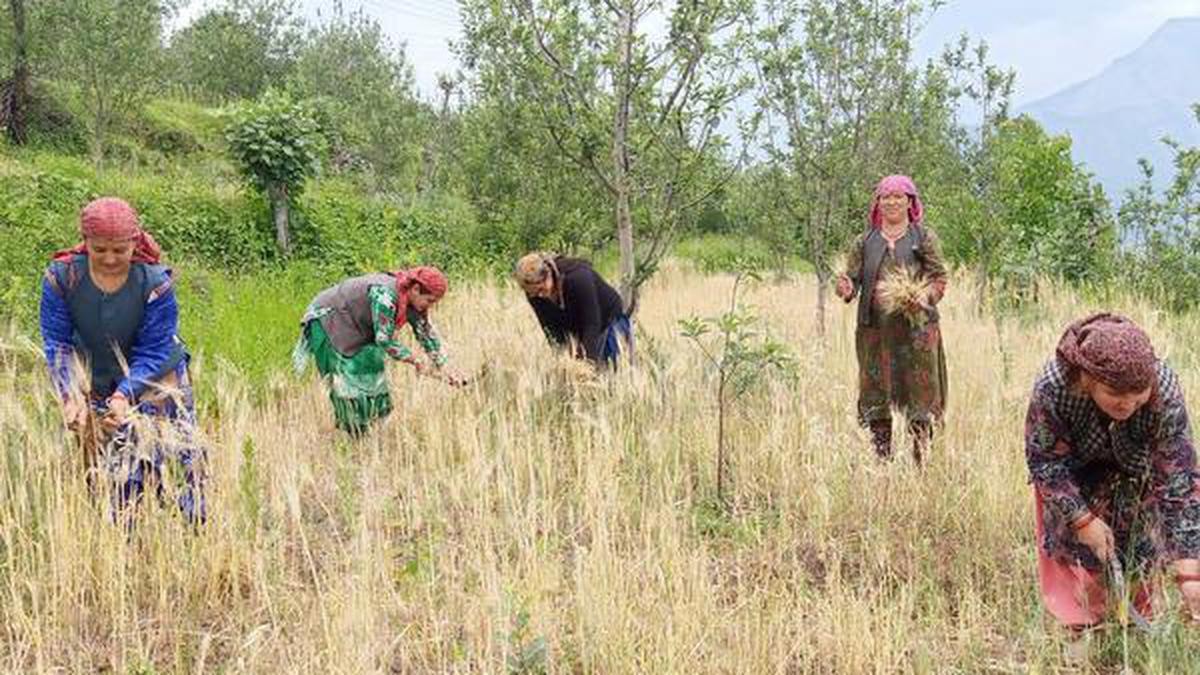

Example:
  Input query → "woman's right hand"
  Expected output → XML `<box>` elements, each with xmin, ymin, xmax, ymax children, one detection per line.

<box><xmin>1076</xmin><ymin>516</ymin><xmax>1115</xmax><ymax>562</ymax></box>
<box><xmin>835</xmin><ymin>274</ymin><xmax>854</xmax><ymax>302</ymax></box>
<box><xmin>62</xmin><ymin>397</ymin><xmax>87</xmax><ymax>431</ymax></box>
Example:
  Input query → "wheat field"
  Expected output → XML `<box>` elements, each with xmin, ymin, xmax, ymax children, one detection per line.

<box><xmin>3</xmin><ymin>269</ymin><xmax>1200</xmax><ymax>674</ymax></box>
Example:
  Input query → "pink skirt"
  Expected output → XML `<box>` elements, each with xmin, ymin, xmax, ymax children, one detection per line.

<box><xmin>1034</xmin><ymin>490</ymin><xmax>1154</xmax><ymax>627</ymax></box>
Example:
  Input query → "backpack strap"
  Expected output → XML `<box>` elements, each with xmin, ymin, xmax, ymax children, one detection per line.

<box><xmin>43</xmin><ymin>255</ymin><xmax>86</xmax><ymax>299</ymax></box>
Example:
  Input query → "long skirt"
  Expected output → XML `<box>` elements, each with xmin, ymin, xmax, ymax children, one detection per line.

<box><xmin>303</xmin><ymin>319</ymin><xmax>393</xmax><ymax>435</ymax></box>
<box><xmin>89</xmin><ymin>360</ymin><xmax>206</xmax><ymax>527</ymax></box>
<box><xmin>855</xmin><ymin>309</ymin><xmax>947</xmax><ymax>426</ymax></box>
<box><xmin>1035</xmin><ymin>490</ymin><xmax>1156</xmax><ymax>627</ymax></box>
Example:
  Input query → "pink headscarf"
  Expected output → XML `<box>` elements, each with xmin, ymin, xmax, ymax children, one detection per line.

<box><xmin>391</xmin><ymin>265</ymin><xmax>449</xmax><ymax>320</ymax></box>
<box><xmin>869</xmin><ymin>175</ymin><xmax>924</xmax><ymax>228</ymax></box>
<box><xmin>52</xmin><ymin>197</ymin><xmax>162</xmax><ymax>263</ymax></box>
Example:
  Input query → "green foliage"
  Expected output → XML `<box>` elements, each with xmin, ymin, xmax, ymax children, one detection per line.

<box><xmin>137</xmin><ymin>99</ymin><xmax>225</xmax><ymax>155</ymax></box>
<box><xmin>287</xmin><ymin>2</ymin><xmax>424</xmax><ymax>187</ymax></box>
<box><xmin>0</xmin><ymin>80</ymin><xmax>89</xmax><ymax>154</ymax></box>
<box><xmin>453</xmin><ymin>100</ymin><xmax>610</xmax><ymax>256</ymax></box>
<box><xmin>680</xmin><ymin>264</ymin><xmax>794</xmax><ymax>504</ymax></box>
<box><xmin>224</xmin><ymin>89</ymin><xmax>322</xmax><ymax>197</ymax></box>
<box><xmin>175</xmin><ymin>261</ymin><xmax>338</xmax><ymax>386</ymax></box>
<box><xmin>1119</xmin><ymin>105</ymin><xmax>1200</xmax><ymax>312</ymax></box>
<box><xmin>0</xmin><ymin>159</ymin><xmax>90</xmax><ymax>328</ymax></box>
<box><xmin>39</xmin><ymin>0</ymin><xmax>174</xmax><ymax>162</ymax></box>
<box><xmin>237</xmin><ymin>436</ymin><xmax>263</xmax><ymax>536</ymax></box>
<box><xmin>674</xmin><ymin>234</ymin><xmax>808</xmax><ymax>275</ymax></box>
<box><xmin>935</xmin><ymin>116</ymin><xmax>1114</xmax><ymax>303</ymax></box>
<box><xmin>165</xmin><ymin>0</ymin><xmax>301</xmax><ymax>102</ymax></box>
<box><xmin>459</xmin><ymin>0</ymin><xmax>752</xmax><ymax>304</ymax></box>
<box><xmin>504</xmin><ymin>601</ymin><xmax>548</xmax><ymax>675</ymax></box>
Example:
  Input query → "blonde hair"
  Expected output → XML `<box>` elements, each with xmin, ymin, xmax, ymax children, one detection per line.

<box><xmin>514</xmin><ymin>252</ymin><xmax>557</xmax><ymax>291</ymax></box>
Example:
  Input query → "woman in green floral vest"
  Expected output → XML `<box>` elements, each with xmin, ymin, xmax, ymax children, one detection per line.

<box><xmin>297</xmin><ymin>266</ymin><xmax>465</xmax><ymax>436</ymax></box>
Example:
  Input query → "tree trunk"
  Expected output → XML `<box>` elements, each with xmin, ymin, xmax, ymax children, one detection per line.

<box><xmin>716</xmin><ymin>374</ymin><xmax>728</xmax><ymax>506</ymax></box>
<box><xmin>3</xmin><ymin>0</ymin><xmax>30</xmax><ymax>145</ymax></box>
<box><xmin>267</xmin><ymin>182</ymin><xmax>291</xmax><ymax>255</ymax></box>
<box><xmin>974</xmin><ymin>247</ymin><xmax>989</xmax><ymax>315</ymax></box>
<box><xmin>815</xmin><ymin>267</ymin><xmax>829</xmax><ymax>337</ymax></box>
<box><xmin>90</xmin><ymin>117</ymin><xmax>105</xmax><ymax>166</ymax></box>
<box><xmin>812</xmin><ymin>190</ymin><xmax>835</xmax><ymax>337</ymax></box>
<box><xmin>612</xmin><ymin>2</ymin><xmax>637</xmax><ymax>315</ymax></box>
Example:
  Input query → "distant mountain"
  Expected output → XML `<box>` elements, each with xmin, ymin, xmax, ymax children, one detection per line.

<box><xmin>1018</xmin><ymin>17</ymin><xmax>1200</xmax><ymax>201</ymax></box>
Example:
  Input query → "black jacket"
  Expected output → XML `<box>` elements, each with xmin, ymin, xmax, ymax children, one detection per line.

<box><xmin>527</xmin><ymin>257</ymin><xmax>623</xmax><ymax>362</ymax></box>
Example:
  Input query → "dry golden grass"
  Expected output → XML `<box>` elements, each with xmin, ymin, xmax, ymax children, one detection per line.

<box><xmin>3</xmin><ymin>268</ymin><xmax>1200</xmax><ymax>673</ymax></box>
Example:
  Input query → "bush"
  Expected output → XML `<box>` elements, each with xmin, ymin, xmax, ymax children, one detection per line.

<box><xmin>0</xmin><ymin>163</ymin><xmax>91</xmax><ymax>329</ymax></box>
<box><xmin>674</xmin><ymin>234</ymin><xmax>809</xmax><ymax>275</ymax></box>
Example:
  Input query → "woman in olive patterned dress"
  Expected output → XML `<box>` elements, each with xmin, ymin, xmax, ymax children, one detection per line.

<box><xmin>835</xmin><ymin>175</ymin><xmax>948</xmax><ymax>464</ymax></box>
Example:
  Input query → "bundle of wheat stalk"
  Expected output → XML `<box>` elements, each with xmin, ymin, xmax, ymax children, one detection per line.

<box><xmin>877</xmin><ymin>266</ymin><xmax>932</xmax><ymax>327</ymax></box>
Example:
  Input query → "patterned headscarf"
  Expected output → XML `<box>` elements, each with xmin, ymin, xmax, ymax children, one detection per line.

<box><xmin>869</xmin><ymin>175</ymin><xmax>924</xmax><ymax>228</ymax></box>
<box><xmin>1056</xmin><ymin>312</ymin><xmax>1157</xmax><ymax>393</ymax></box>
<box><xmin>392</xmin><ymin>266</ymin><xmax>448</xmax><ymax>319</ymax></box>
<box><xmin>52</xmin><ymin>197</ymin><xmax>162</xmax><ymax>264</ymax></box>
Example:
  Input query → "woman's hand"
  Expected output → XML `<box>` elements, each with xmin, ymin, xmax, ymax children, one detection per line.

<box><xmin>1075</xmin><ymin>515</ymin><xmax>1115</xmax><ymax>562</ymax></box>
<box><xmin>408</xmin><ymin>358</ymin><xmax>431</xmax><ymax>377</ymax></box>
<box><xmin>101</xmin><ymin>392</ymin><xmax>131</xmax><ymax>431</ymax></box>
<box><xmin>906</xmin><ymin>293</ymin><xmax>932</xmax><ymax>313</ymax></box>
<box><xmin>1173</xmin><ymin>559</ymin><xmax>1200</xmax><ymax>622</ymax></box>
<box><xmin>440</xmin><ymin>366</ymin><xmax>469</xmax><ymax>387</ymax></box>
<box><xmin>62</xmin><ymin>397</ymin><xmax>88</xmax><ymax>431</ymax></box>
<box><xmin>835</xmin><ymin>274</ymin><xmax>854</xmax><ymax>302</ymax></box>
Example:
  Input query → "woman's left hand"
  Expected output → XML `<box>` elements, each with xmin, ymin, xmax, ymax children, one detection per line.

<box><xmin>101</xmin><ymin>392</ymin><xmax>131</xmax><ymax>431</ymax></box>
<box><xmin>907</xmin><ymin>294</ymin><xmax>932</xmax><ymax>313</ymax></box>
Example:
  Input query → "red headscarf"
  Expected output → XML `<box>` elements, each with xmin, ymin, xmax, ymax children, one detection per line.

<box><xmin>391</xmin><ymin>265</ymin><xmax>448</xmax><ymax>319</ymax></box>
<box><xmin>51</xmin><ymin>197</ymin><xmax>162</xmax><ymax>263</ymax></box>
<box><xmin>869</xmin><ymin>175</ymin><xmax>924</xmax><ymax>228</ymax></box>
<box><xmin>1056</xmin><ymin>312</ymin><xmax>1158</xmax><ymax>393</ymax></box>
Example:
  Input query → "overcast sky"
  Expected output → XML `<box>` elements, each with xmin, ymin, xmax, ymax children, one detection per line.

<box><xmin>177</xmin><ymin>0</ymin><xmax>1200</xmax><ymax>105</ymax></box>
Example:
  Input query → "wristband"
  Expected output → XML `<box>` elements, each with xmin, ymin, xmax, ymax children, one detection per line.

<box><xmin>1070</xmin><ymin>511</ymin><xmax>1097</xmax><ymax>531</ymax></box>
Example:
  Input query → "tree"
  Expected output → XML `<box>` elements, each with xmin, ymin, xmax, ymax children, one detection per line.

<box><xmin>166</xmin><ymin>0</ymin><xmax>301</xmax><ymax>102</ymax></box>
<box><xmin>924</xmin><ymin>36</ymin><xmax>1015</xmax><ymax>312</ymax></box>
<box><xmin>1119</xmin><ymin>105</ymin><xmax>1200</xmax><ymax>311</ymax></box>
<box><xmin>225</xmin><ymin>90</ymin><xmax>323</xmax><ymax>254</ymax></box>
<box><xmin>454</xmin><ymin>96</ymin><xmax>611</xmax><ymax>256</ymax></box>
<box><xmin>680</xmin><ymin>263</ymin><xmax>793</xmax><ymax>506</ymax></box>
<box><xmin>459</xmin><ymin>0</ymin><xmax>752</xmax><ymax>312</ymax></box>
<box><xmin>751</xmin><ymin>0</ymin><xmax>924</xmax><ymax>336</ymax></box>
<box><xmin>288</xmin><ymin>2</ymin><xmax>424</xmax><ymax>190</ymax></box>
<box><xmin>986</xmin><ymin>116</ymin><xmax>1114</xmax><ymax>298</ymax></box>
<box><xmin>41</xmin><ymin>0</ymin><xmax>175</xmax><ymax>164</ymax></box>
<box><xmin>1</xmin><ymin>0</ymin><xmax>30</xmax><ymax>144</ymax></box>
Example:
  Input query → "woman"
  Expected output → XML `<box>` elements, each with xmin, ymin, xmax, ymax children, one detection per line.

<box><xmin>40</xmin><ymin>197</ymin><xmax>204</xmax><ymax>525</ymax></box>
<box><xmin>298</xmin><ymin>266</ymin><xmax>465</xmax><ymax>436</ymax></box>
<box><xmin>514</xmin><ymin>252</ymin><xmax>633</xmax><ymax>368</ymax></box>
<box><xmin>1026</xmin><ymin>313</ymin><xmax>1200</xmax><ymax>628</ymax></box>
<box><xmin>835</xmin><ymin>175</ymin><xmax>948</xmax><ymax>463</ymax></box>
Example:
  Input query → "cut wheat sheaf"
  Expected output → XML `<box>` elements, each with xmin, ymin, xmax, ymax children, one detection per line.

<box><xmin>876</xmin><ymin>267</ymin><xmax>932</xmax><ymax>326</ymax></box>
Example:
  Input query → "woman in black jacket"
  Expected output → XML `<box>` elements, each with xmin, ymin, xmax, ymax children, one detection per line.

<box><xmin>514</xmin><ymin>252</ymin><xmax>633</xmax><ymax>367</ymax></box>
